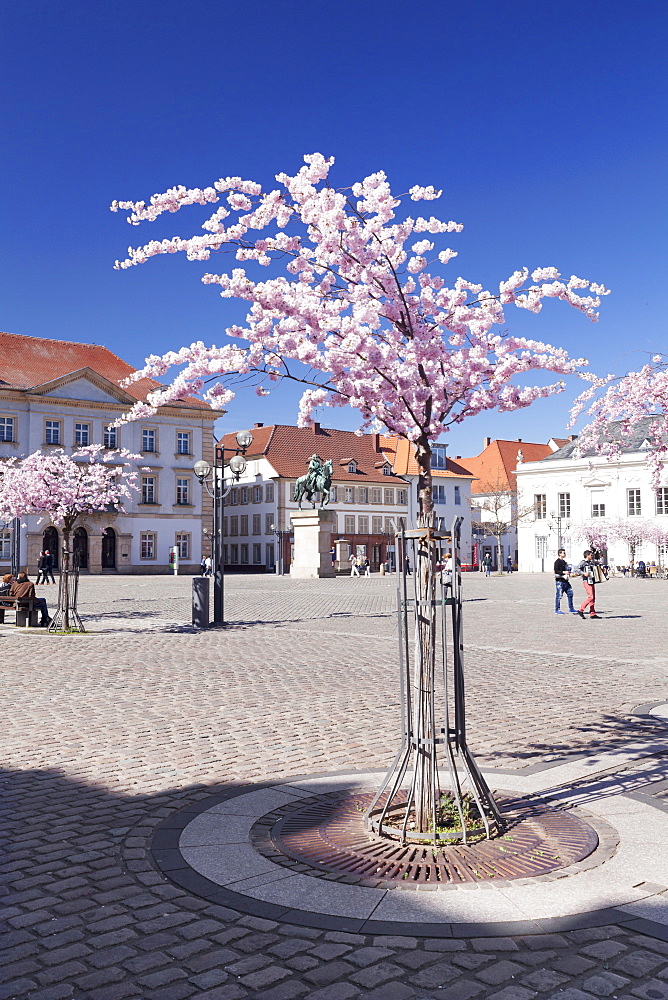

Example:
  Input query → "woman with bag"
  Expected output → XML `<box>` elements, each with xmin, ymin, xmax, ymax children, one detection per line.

<box><xmin>577</xmin><ymin>550</ymin><xmax>602</xmax><ymax>619</ymax></box>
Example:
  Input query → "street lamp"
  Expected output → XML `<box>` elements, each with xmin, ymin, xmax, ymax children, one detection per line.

<box><xmin>269</xmin><ymin>523</ymin><xmax>285</xmax><ymax>576</ymax></box>
<box><xmin>194</xmin><ymin>429</ymin><xmax>253</xmax><ymax>625</ymax></box>
<box><xmin>548</xmin><ymin>510</ymin><xmax>570</xmax><ymax>552</ymax></box>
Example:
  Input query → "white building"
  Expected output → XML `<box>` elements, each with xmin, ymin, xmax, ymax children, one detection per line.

<box><xmin>515</xmin><ymin>419</ymin><xmax>668</xmax><ymax>572</ymax></box>
<box><xmin>218</xmin><ymin>423</ymin><xmax>411</xmax><ymax>572</ymax></box>
<box><xmin>0</xmin><ymin>332</ymin><xmax>219</xmax><ymax>574</ymax></box>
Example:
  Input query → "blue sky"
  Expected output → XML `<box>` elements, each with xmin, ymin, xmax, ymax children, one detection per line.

<box><xmin>2</xmin><ymin>0</ymin><xmax>666</xmax><ymax>457</ymax></box>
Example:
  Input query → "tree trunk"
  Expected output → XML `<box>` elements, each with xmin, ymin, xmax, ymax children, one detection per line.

<box><xmin>60</xmin><ymin>521</ymin><xmax>73</xmax><ymax>632</ymax></box>
<box><xmin>413</xmin><ymin>437</ymin><xmax>436</xmax><ymax>833</ymax></box>
<box><xmin>496</xmin><ymin>534</ymin><xmax>503</xmax><ymax>574</ymax></box>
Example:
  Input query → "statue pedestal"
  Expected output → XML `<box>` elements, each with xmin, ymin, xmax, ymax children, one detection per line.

<box><xmin>290</xmin><ymin>509</ymin><xmax>336</xmax><ymax>579</ymax></box>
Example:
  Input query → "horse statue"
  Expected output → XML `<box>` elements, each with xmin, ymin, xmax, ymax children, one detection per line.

<box><xmin>294</xmin><ymin>455</ymin><xmax>333</xmax><ymax>509</ymax></box>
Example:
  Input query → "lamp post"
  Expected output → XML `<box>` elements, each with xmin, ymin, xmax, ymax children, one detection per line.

<box><xmin>269</xmin><ymin>523</ymin><xmax>285</xmax><ymax>576</ymax></box>
<box><xmin>194</xmin><ymin>429</ymin><xmax>253</xmax><ymax>625</ymax></box>
<box><xmin>548</xmin><ymin>510</ymin><xmax>570</xmax><ymax>552</ymax></box>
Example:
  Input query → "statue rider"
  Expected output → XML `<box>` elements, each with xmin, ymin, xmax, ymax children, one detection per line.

<box><xmin>305</xmin><ymin>454</ymin><xmax>323</xmax><ymax>491</ymax></box>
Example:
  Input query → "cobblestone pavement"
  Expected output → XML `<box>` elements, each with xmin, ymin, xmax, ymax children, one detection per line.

<box><xmin>2</xmin><ymin>572</ymin><xmax>668</xmax><ymax>999</ymax></box>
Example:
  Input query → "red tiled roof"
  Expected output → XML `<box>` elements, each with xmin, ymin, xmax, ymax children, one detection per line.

<box><xmin>383</xmin><ymin>436</ymin><xmax>475</xmax><ymax>479</ymax></box>
<box><xmin>457</xmin><ymin>439</ymin><xmax>553</xmax><ymax>493</ymax></box>
<box><xmin>219</xmin><ymin>424</ymin><xmax>408</xmax><ymax>484</ymax></box>
<box><xmin>0</xmin><ymin>331</ymin><xmax>212</xmax><ymax>411</ymax></box>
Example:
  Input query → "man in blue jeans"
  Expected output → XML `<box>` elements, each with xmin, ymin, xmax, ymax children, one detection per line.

<box><xmin>554</xmin><ymin>548</ymin><xmax>578</xmax><ymax>614</ymax></box>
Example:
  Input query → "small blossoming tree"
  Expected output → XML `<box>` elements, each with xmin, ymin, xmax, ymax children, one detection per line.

<box><xmin>0</xmin><ymin>447</ymin><xmax>139</xmax><ymax>630</ymax></box>
<box><xmin>570</xmin><ymin>518</ymin><xmax>613</xmax><ymax>556</ymax></box>
<box><xmin>112</xmin><ymin>153</ymin><xmax>608</xmax><ymax>833</ymax></box>
<box><xmin>608</xmin><ymin>518</ymin><xmax>659</xmax><ymax>573</ymax></box>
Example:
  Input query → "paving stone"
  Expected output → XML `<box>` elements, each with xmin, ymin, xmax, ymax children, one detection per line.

<box><xmin>197</xmin><ymin>987</ymin><xmax>248</xmax><ymax>1000</ymax></box>
<box><xmin>349</xmin><ymin>960</ymin><xmax>405</xmax><ymax>987</ymax></box>
<box><xmin>269</xmin><ymin>938</ymin><xmax>313</xmax><ymax>959</ymax></box>
<box><xmin>614</xmin><ymin>951</ymin><xmax>667</xmax><ymax>977</ymax></box>
<box><xmin>286</xmin><ymin>955</ymin><xmax>320</xmax><ymax>971</ymax></box>
<box><xmin>486</xmin><ymin>988</ymin><xmax>536</xmax><ymax>1000</ymax></box>
<box><xmin>234</xmin><ymin>932</ymin><xmax>280</xmax><ymax>953</ymax></box>
<box><xmin>239</xmin><ymin>964</ymin><xmax>293</xmax><ymax>989</ymax></box>
<box><xmin>88</xmin><ymin>944</ymin><xmax>138</xmax><ymax>968</ymax></box>
<box><xmin>36</xmin><ymin>960</ymin><xmax>89</xmax><ymax>985</ymax></box>
<box><xmin>423</xmin><ymin>977</ymin><xmax>485</xmax><ymax>1000</ymax></box>
<box><xmin>0</xmin><ymin>980</ymin><xmax>39</xmax><ymax>1000</ymax></box>
<box><xmin>396</xmin><ymin>950</ymin><xmax>441</xmax><ymax>969</ymax></box>
<box><xmin>26</xmin><ymin>986</ymin><xmax>75</xmax><ymax>1000</ymax></box>
<box><xmin>345</xmin><ymin>946</ymin><xmax>397</xmax><ymax>968</ymax></box>
<box><xmin>226</xmin><ymin>954</ymin><xmax>273</xmax><ymax>975</ymax></box>
<box><xmin>453</xmin><ymin>953</ymin><xmax>495</xmax><ymax>970</ymax></box>
<box><xmin>138</xmin><ymin>966</ymin><xmax>189</xmax><ymax>989</ymax></box>
<box><xmin>582</xmin><ymin>940</ymin><xmax>630</xmax><ymax>960</ymax></box>
<box><xmin>546</xmin><ymin>991</ymin><xmax>598</xmax><ymax>1000</ymax></box>
<box><xmin>423</xmin><ymin>940</ymin><xmax>468</xmax><ymax>952</ymax></box>
<box><xmin>306</xmin><ymin>985</ymin><xmax>361</xmax><ymax>1000</ymax></box>
<box><xmin>476</xmin><ymin>961</ymin><xmax>525</xmax><ymax>985</ymax></box>
<box><xmin>552</xmin><ymin>955</ymin><xmax>599</xmax><ymax>975</ymax></box>
<box><xmin>254</xmin><ymin>983</ymin><xmax>310</xmax><ymax>1000</ymax></box>
<box><xmin>630</xmin><ymin>981</ymin><xmax>668</xmax><ymax>1000</ymax></box>
<box><xmin>303</xmin><ymin>960</ymin><xmax>357</xmax><ymax>985</ymax></box>
<box><xmin>373</xmin><ymin>936</ymin><xmax>418</xmax><ymax>949</ymax></box>
<box><xmin>309</xmin><ymin>943</ymin><xmax>353</xmax><ymax>960</ymax></box>
<box><xmin>521</xmin><ymin>968</ymin><xmax>570</xmax><ymax>990</ymax></box>
<box><xmin>409</xmin><ymin>960</ymin><xmax>462</xmax><ymax>988</ymax></box>
<box><xmin>364</xmin><ymin>984</ymin><xmax>416</xmax><ymax>1000</ymax></box>
<box><xmin>190</xmin><ymin>970</ymin><xmax>230</xmax><ymax>989</ymax></box>
<box><xmin>628</xmin><ymin>937</ymin><xmax>668</xmax><ymax>956</ymax></box>
<box><xmin>471</xmin><ymin>938</ymin><xmax>519</xmax><ymax>952</ymax></box>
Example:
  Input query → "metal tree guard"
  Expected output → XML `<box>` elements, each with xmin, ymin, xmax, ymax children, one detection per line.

<box><xmin>364</xmin><ymin>516</ymin><xmax>503</xmax><ymax>845</ymax></box>
<box><xmin>49</xmin><ymin>546</ymin><xmax>85</xmax><ymax>633</ymax></box>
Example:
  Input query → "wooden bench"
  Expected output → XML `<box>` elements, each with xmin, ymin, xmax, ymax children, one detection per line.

<box><xmin>0</xmin><ymin>598</ymin><xmax>40</xmax><ymax>627</ymax></box>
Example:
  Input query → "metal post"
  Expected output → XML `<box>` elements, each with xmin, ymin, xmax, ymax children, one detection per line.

<box><xmin>11</xmin><ymin>516</ymin><xmax>20</xmax><ymax>577</ymax></box>
<box><xmin>212</xmin><ymin>446</ymin><xmax>224</xmax><ymax>625</ymax></box>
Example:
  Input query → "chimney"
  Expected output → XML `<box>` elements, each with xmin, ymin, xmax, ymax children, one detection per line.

<box><xmin>516</xmin><ymin>438</ymin><xmax>522</xmax><ymax>443</ymax></box>
<box><xmin>455</xmin><ymin>455</ymin><xmax>461</xmax><ymax>460</ymax></box>
<box><xmin>313</xmin><ymin>422</ymin><xmax>321</xmax><ymax>434</ymax></box>
<box><xmin>372</xmin><ymin>433</ymin><xmax>380</xmax><ymax>452</ymax></box>
<box><xmin>254</xmin><ymin>422</ymin><xmax>263</xmax><ymax>428</ymax></box>
<box><xmin>483</xmin><ymin>437</ymin><xmax>491</xmax><ymax>448</ymax></box>
<box><xmin>569</xmin><ymin>434</ymin><xmax>578</xmax><ymax>442</ymax></box>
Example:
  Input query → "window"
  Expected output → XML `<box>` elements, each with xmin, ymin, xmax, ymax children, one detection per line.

<box><xmin>657</xmin><ymin>488</ymin><xmax>668</xmax><ymax>515</ymax></box>
<box><xmin>0</xmin><ymin>531</ymin><xmax>10</xmax><ymax>560</ymax></box>
<box><xmin>454</xmin><ymin>486</ymin><xmax>461</xmax><ymax>505</ymax></box>
<box><xmin>253</xmin><ymin>485</ymin><xmax>262</xmax><ymax>503</ymax></box>
<box><xmin>358</xmin><ymin>487</ymin><xmax>368</xmax><ymax>503</ymax></box>
<box><xmin>432</xmin><ymin>445</ymin><xmax>447</xmax><ymax>469</ymax></box>
<box><xmin>384</xmin><ymin>488</ymin><xmax>394</xmax><ymax>505</ymax></box>
<box><xmin>240</xmin><ymin>488</ymin><xmax>248</xmax><ymax>504</ymax></box>
<box><xmin>230</xmin><ymin>544</ymin><xmax>239</xmax><ymax>563</ymax></box>
<box><xmin>175</xmin><ymin>533</ymin><xmax>190</xmax><ymax>559</ymax></box>
<box><xmin>252</xmin><ymin>514</ymin><xmax>261</xmax><ymax>535</ymax></box>
<box><xmin>240</xmin><ymin>515</ymin><xmax>248</xmax><ymax>535</ymax></box>
<box><xmin>558</xmin><ymin>493</ymin><xmax>571</xmax><ymax>519</ymax></box>
<box><xmin>140</xmin><ymin>532</ymin><xmax>156</xmax><ymax>559</ymax></box>
<box><xmin>241</xmin><ymin>544</ymin><xmax>249</xmax><ymax>564</ymax></box>
<box><xmin>433</xmin><ymin>484</ymin><xmax>447</xmax><ymax>504</ymax></box>
<box><xmin>0</xmin><ymin>416</ymin><xmax>14</xmax><ymax>442</ymax></box>
<box><xmin>223</xmin><ymin>544</ymin><xmax>229</xmax><ymax>564</ymax></box>
<box><xmin>176</xmin><ymin>478</ymin><xmax>190</xmax><ymax>505</ymax></box>
<box><xmin>142</xmin><ymin>428</ymin><xmax>156</xmax><ymax>453</ymax></box>
<box><xmin>592</xmin><ymin>502</ymin><xmax>606</xmax><ymax>517</ymax></box>
<box><xmin>265</xmin><ymin>483</ymin><xmax>274</xmax><ymax>502</ymax></box>
<box><xmin>348</xmin><ymin>461</ymin><xmax>357</xmax><ymax>473</ymax></box>
<box><xmin>229</xmin><ymin>488</ymin><xmax>238</xmax><ymax>505</ymax></box>
<box><xmin>45</xmin><ymin>420</ymin><xmax>60</xmax><ymax>445</ymax></box>
<box><xmin>372</xmin><ymin>516</ymin><xmax>382</xmax><ymax>534</ymax></box>
<box><xmin>397</xmin><ymin>489</ymin><xmax>407</xmax><ymax>505</ymax></box>
<box><xmin>266</xmin><ymin>542</ymin><xmax>275</xmax><ymax>566</ymax></box>
<box><xmin>382</xmin><ymin>464</ymin><xmax>392</xmax><ymax>476</ymax></box>
<box><xmin>329</xmin><ymin>486</ymin><xmax>337</xmax><ymax>503</ymax></box>
<box><xmin>627</xmin><ymin>489</ymin><xmax>641</xmax><ymax>516</ymax></box>
<box><xmin>344</xmin><ymin>515</ymin><xmax>355</xmax><ymax>534</ymax></box>
<box><xmin>230</xmin><ymin>516</ymin><xmax>238</xmax><ymax>536</ymax></box>
<box><xmin>265</xmin><ymin>513</ymin><xmax>274</xmax><ymax>534</ymax></box>
<box><xmin>222</xmin><ymin>517</ymin><xmax>228</xmax><ymax>537</ymax></box>
<box><xmin>385</xmin><ymin>517</ymin><xmax>396</xmax><ymax>532</ymax></box>
<box><xmin>288</xmin><ymin>482</ymin><xmax>295</xmax><ymax>501</ymax></box>
<box><xmin>344</xmin><ymin>487</ymin><xmax>354</xmax><ymax>503</ymax></box>
<box><xmin>177</xmin><ymin>431</ymin><xmax>191</xmax><ymax>455</ymax></box>
<box><xmin>535</xmin><ymin>536</ymin><xmax>548</xmax><ymax>559</ymax></box>
<box><xmin>253</xmin><ymin>544</ymin><xmax>262</xmax><ymax>564</ymax></box>
<box><xmin>358</xmin><ymin>515</ymin><xmax>369</xmax><ymax>534</ymax></box>
<box><xmin>371</xmin><ymin>488</ymin><xmax>382</xmax><ymax>504</ymax></box>
<box><xmin>534</xmin><ymin>494</ymin><xmax>547</xmax><ymax>519</ymax></box>
<box><xmin>75</xmin><ymin>422</ymin><xmax>90</xmax><ymax>446</ymax></box>
<box><xmin>141</xmin><ymin>476</ymin><xmax>156</xmax><ymax>504</ymax></box>
<box><xmin>103</xmin><ymin>425</ymin><xmax>117</xmax><ymax>449</ymax></box>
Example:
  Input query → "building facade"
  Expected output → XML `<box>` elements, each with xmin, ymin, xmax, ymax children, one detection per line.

<box><xmin>0</xmin><ymin>332</ymin><xmax>219</xmax><ymax>574</ymax></box>
<box><xmin>218</xmin><ymin>423</ymin><xmax>411</xmax><ymax>572</ymax></box>
<box><xmin>515</xmin><ymin>420</ymin><xmax>668</xmax><ymax>572</ymax></box>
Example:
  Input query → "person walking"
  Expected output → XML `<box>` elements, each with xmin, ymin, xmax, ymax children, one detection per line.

<box><xmin>554</xmin><ymin>548</ymin><xmax>578</xmax><ymax>615</ymax></box>
<box><xmin>363</xmin><ymin>557</ymin><xmax>371</xmax><ymax>577</ymax></box>
<box><xmin>200</xmin><ymin>556</ymin><xmax>207</xmax><ymax>576</ymax></box>
<box><xmin>506</xmin><ymin>554</ymin><xmax>513</xmax><ymax>574</ymax></box>
<box><xmin>350</xmin><ymin>554</ymin><xmax>359</xmax><ymax>577</ymax></box>
<box><xmin>36</xmin><ymin>550</ymin><xmax>48</xmax><ymax>585</ymax></box>
<box><xmin>483</xmin><ymin>553</ymin><xmax>492</xmax><ymax>577</ymax></box>
<box><xmin>42</xmin><ymin>550</ymin><xmax>56</xmax><ymax>584</ymax></box>
<box><xmin>577</xmin><ymin>550</ymin><xmax>601</xmax><ymax>619</ymax></box>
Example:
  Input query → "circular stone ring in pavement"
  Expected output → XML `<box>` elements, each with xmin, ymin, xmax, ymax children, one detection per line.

<box><xmin>151</xmin><ymin>769</ymin><xmax>668</xmax><ymax>938</ymax></box>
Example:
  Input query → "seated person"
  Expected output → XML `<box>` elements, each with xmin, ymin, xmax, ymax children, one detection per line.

<box><xmin>9</xmin><ymin>572</ymin><xmax>50</xmax><ymax>626</ymax></box>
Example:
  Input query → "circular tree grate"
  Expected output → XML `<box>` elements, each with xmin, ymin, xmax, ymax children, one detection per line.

<box><xmin>252</xmin><ymin>790</ymin><xmax>600</xmax><ymax>888</ymax></box>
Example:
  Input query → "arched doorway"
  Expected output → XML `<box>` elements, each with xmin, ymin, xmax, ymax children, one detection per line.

<box><xmin>42</xmin><ymin>526</ymin><xmax>59</xmax><ymax>569</ymax></box>
<box><xmin>102</xmin><ymin>527</ymin><xmax>116</xmax><ymax>569</ymax></box>
<box><xmin>73</xmin><ymin>526</ymin><xmax>88</xmax><ymax>570</ymax></box>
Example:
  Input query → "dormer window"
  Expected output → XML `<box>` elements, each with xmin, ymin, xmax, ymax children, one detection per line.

<box><xmin>432</xmin><ymin>445</ymin><xmax>447</xmax><ymax>469</ymax></box>
<box><xmin>382</xmin><ymin>464</ymin><xmax>392</xmax><ymax>476</ymax></box>
<box><xmin>348</xmin><ymin>460</ymin><xmax>357</xmax><ymax>474</ymax></box>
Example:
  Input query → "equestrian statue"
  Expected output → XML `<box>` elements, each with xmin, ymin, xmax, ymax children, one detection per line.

<box><xmin>293</xmin><ymin>454</ymin><xmax>333</xmax><ymax>509</ymax></box>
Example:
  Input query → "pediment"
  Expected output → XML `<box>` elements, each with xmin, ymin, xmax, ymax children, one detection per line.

<box><xmin>28</xmin><ymin>368</ymin><xmax>137</xmax><ymax>405</ymax></box>
<box><xmin>582</xmin><ymin>477</ymin><xmax>611</xmax><ymax>488</ymax></box>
